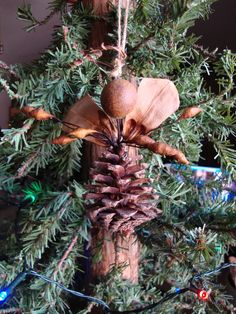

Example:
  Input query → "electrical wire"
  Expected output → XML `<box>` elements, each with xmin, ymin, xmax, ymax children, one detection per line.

<box><xmin>28</xmin><ymin>270</ymin><xmax>110</xmax><ymax>311</ymax></box>
<box><xmin>29</xmin><ymin>263</ymin><xmax>236</xmax><ymax>313</ymax></box>
<box><xmin>109</xmin><ymin>288</ymin><xmax>189</xmax><ymax>314</ymax></box>
<box><xmin>1</xmin><ymin>192</ymin><xmax>236</xmax><ymax>314</ymax></box>
<box><xmin>1</xmin><ymin>263</ymin><xmax>236</xmax><ymax>313</ymax></box>
<box><xmin>191</xmin><ymin>262</ymin><xmax>236</xmax><ymax>282</ymax></box>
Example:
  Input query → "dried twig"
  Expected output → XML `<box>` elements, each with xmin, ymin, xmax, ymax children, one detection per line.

<box><xmin>34</xmin><ymin>7</ymin><xmax>59</xmax><ymax>28</ymax></box>
<box><xmin>193</xmin><ymin>44</ymin><xmax>218</xmax><ymax>60</ymax></box>
<box><xmin>53</xmin><ymin>234</ymin><xmax>78</xmax><ymax>278</ymax></box>
<box><xmin>0</xmin><ymin>61</ymin><xmax>18</xmax><ymax>78</ymax></box>
<box><xmin>17</xmin><ymin>151</ymin><xmax>38</xmax><ymax>178</ymax></box>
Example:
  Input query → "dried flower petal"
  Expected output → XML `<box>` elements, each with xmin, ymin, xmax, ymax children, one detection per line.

<box><xmin>63</xmin><ymin>95</ymin><xmax>112</xmax><ymax>136</ymax></box>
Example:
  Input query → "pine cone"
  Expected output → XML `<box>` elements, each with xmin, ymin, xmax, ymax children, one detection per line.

<box><xmin>85</xmin><ymin>145</ymin><xmax>161</xmax><ymax>234</ymax></box>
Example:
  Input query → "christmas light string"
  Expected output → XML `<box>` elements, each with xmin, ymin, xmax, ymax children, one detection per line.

<box><xmin>191</xmin><ymin>262</ymin><xmax>236</xmax><ymax>282</ymax></box>
<box><xmin>0</xmin><ymin>184</ymin><xmax>235</xmax><ymax>312</ymax></box>
<box><xmin>0</xmin><ymin>263</ymin><xmax>236</xmax><ymax>313</ymax></box>
<box><xmin>28</xmin><ymin>270</ymin><xmax>110</xmax><ymax>310</ymax></box>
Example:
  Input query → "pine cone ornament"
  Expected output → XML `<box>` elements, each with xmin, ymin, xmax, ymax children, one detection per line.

<box><xmin>85</xmin><ymin>145</ymin><xmax>161</xmax><ymax>235</ymax></box>
<box><xmin>52</xmin><ymin>78</ymin><xmax>190</xmax><ymax>234</ymax></box>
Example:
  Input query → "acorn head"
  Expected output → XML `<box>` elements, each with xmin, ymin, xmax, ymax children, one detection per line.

<box><xmin>100</xmin><ymin>79</ymin><xmax>137</xmax><ymax>118</ymax></box>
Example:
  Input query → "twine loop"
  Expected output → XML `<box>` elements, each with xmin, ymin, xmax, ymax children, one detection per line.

<box><xmin>101</xmin><ymin>0</ymin><xmax>130</xmax><ymax>78</ymax></box>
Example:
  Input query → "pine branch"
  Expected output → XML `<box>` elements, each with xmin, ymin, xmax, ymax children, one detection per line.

<box><xmin>158</xmin><ymin>221</ymin><xmax>187</xmax><ymax>236</ymax></box>
<box><xmin>1</xmin><ymin>1</ymin><xmax>236</xmax><ymax>312</ymax></box>
<box><xmin>214</xmin><ymin>140</ymin><xmax>236</xmax><ymax>172</ymax></box>
<box><xmin>208</xmin><ymin>226</ymin><xmax>236</xmax><ymax>237</ymax></box>
<box><xmin>0</xmin><ymin>121</ymin><xmax>33</xmax><ymax>151</ymax></box>
<box><xmin>17</xmin><ymin>1</ymin><xmax>66</xmax><ymax>32</ymax></box>
<box><xmin>128</xmin><ymin>31</ymin><xmax>155</xmax><ymax>54</ymax></box>
<box><xmin>0</xmin><ymin>78</ymin><xmax>20</xmax><ymax>99</ymax></box>
<box><xmin>22</xmin><ymin>195</ymin><xmax>74</xmax><ymax>265</ymax></box>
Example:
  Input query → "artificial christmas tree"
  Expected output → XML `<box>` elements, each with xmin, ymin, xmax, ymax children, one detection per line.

<box><xmin>0</xmin><ymin>0</ymin><xmax>236</xmax><ymax>313</ymax></box>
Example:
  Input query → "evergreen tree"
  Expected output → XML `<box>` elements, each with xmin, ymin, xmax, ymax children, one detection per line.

<box><xmin>0</xmin><ymin>0</ymin><xmax>236</xmax><ymax>313</ymax></box>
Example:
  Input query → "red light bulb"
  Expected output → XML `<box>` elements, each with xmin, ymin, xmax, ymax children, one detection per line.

<box><xmin>198</xmin><ymin>290</ymin><xmax>209</xmax><ymax>301</ymax></box>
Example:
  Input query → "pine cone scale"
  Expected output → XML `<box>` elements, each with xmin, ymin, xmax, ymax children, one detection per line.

<box><xmin>91</xmin><ymin>174</ymin><xmax>114</xmax><ymax>184</ymax></box>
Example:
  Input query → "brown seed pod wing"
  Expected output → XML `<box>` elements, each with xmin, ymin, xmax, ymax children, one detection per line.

<box><xmin>22</xmin><ymin>107</ymin><xmax>54</xmax><ymax>120</ymax></box>
<box><xmin>30</xmin><ymin>108</ymin><xmax>54</xmax><ymax>120</ymax></box>
<box><xmin>69</xmin><ymin>127</ymin><xmax>98</xmax><ymax>139</ymax></box>
<box><xmin>51</xmin><ymin>136</ymin><xmax>77</xmax><ymax>145</ymax></box>
<box><xmin>178</xmin><ymin>106</ymin><xmax>202</xmax><ymax>120</ymax></box>
<box><xmin>130</xmin><ymin>135</ymin><xmax>155</xmax><ymax>147</ymax></box>
<box><xmin>130</xmin><ymin>135</ymin><xmax>189</xmax><ymax>164</ymax></box>
<box><xmin>124</xmin><ymin>78</ymin><xmax>180</xmax><ymax>133</ymax></box>
<box><xmin>150</xmin><ymin>142</ymin><xmax>189</xmax><ymax>165</ymax></box>
<box><xmin>63</xmin><ymin>95</ymin><xmax>102</xmax><ymax>132</ymax></box>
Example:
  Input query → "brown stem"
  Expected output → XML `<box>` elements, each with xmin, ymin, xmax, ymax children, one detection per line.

<box><xmin>53</xmin><ymin>234</ymin><xmax>78</xmax><ymax>278</ymax></box>
<box><xmin>81</xmin><ymin>0</ymin><xmax>140</xmax><ymax>302</ymax></box>
<box><xmin>17</xmin><ymin>151</ymin><xmax>38</xmax><ymax>178</ymax></box>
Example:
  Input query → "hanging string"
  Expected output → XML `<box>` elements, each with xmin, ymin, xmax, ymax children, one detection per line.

<box><xmin>117</xmin><ymin>0</ymin><xmax>122</xmax><ymax>60</ymax></box>
<box><xmin>100</xmin><ymin>0</ymin><xmax>130</xmax><ymax>78</ymax></box>
<box><xmin>103</xmin><ymin>0</ymin><xmax>130</xmax><ymax>78</ymax></box>
<box><xmin>121</xmin><ymin>0</ymin><xmax>130</xmax><ymax>51</ymax></box>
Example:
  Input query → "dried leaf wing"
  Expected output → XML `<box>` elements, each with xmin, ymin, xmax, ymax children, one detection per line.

<box><xmin>63</xmin><ymin>95</ymin><xmax>101</xmax><ymax>132</ymax></box>
<box><xmin>98</xmin><ymin>109</ymin><xmax>117</xmax><ymax>138</ymax></box>
<box><xmin>125</xmin><ymin>78</ymin><xmax>180</xmax><ymax>132</ymax></box>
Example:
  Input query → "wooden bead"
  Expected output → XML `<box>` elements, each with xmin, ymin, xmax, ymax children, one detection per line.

<box><xmin>100</xmin><ymin>79</ymin><xmax>137</xmax><ymax>118</ymax></box>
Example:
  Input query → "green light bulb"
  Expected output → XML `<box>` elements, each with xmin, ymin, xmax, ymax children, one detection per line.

<box><xmin>25</xmin><ymin>194</ymin><xmax>36</xmax><ymax>203</ymax></box>
<box><xmin>23</xmin><ymin>182</ymin><xmax>43</xmax><ymax>204</ymax></box>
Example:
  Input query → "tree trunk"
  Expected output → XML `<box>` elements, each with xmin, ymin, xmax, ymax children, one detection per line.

<box><xmin>82</xmin><ymin>0</ymin><xmax>140</xmax><ymax>286</ymax></box>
